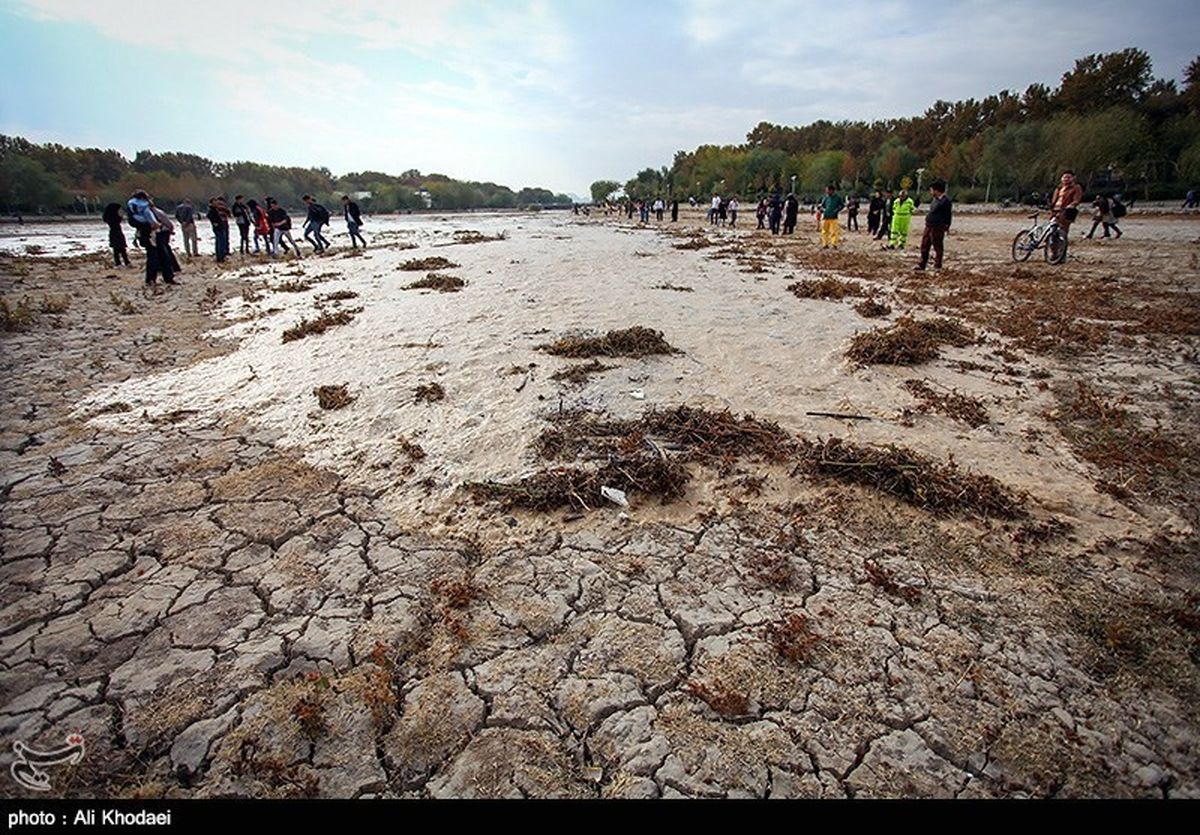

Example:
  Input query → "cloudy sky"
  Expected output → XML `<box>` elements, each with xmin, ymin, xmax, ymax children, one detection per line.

<box><xmin>1</xmin><ymin>0</ymin><xmax>1195</xmax><ymax>196</ymax></box>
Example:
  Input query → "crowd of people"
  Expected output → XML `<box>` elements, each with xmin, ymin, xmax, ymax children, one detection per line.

<box><xmin>102</xmin><ymin>191</ymin><xmax>369</xmax><ymax>289</ymax></box>
<box><xmin>615</xmin><ymin>166</ymin><xmax>1136</xmax><ymax>270</ymax></box>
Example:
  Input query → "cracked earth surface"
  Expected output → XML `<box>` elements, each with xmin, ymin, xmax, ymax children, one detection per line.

<box><xmin>2</xmin><ymin>222</ymin><xmax>1198</xmax><ymax>798</ymax></box>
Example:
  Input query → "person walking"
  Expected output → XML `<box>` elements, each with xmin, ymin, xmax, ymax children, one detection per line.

<box><xmin>875</xmin><ymin>188</ymin><xmax>895</xmax><ymax>241</ymax></box>
<box><xmin>670</xmin><ymin>199</ymin><xmax>679</xmax><ymax>222</ymax></box>
<box><xmin>1048</xmin><ymin>170</ymin><xmax>1084</xmax><ymax>237</ymax></box>
<box><xmin>756</xmin><ymin>198</ymin><xmax>767</xmax><ymax>230</ymax></box>
<box><xmin>126</xmin><ymin>190</ymin><xmax>174</xmax><ymax>289</ymax></box>
<box><xmin>914</xmin><ymin>180</ymin><xmax>952</xmax><ymax>271</ymax></box>
<box><xmin>867</xmin><ymin>190</ymin><xmax>883</xmax><ymax>237</ymax></box>
<box><xmin>341</xmin><ymin>195</ymin><xmax>367</xmax><ymax>249</ymax></box>
<box><xmin>888</xmin><ymin>189</ymin><xmax>915</xmax><ymax>249</ymax></box>
<box><xmin>1184</xmin><ymin>189</ymin><xmax>1198</xmax><ymax>210</ymax></box>
<box><xmin>653</xmin><ymin>197</ymin><xmax>665</xmax><ymax>222</ymax></box>
<box><xmin>819</xmin><ymin>185</ymin><xmax>845</xmax><ymax>249</ymax></box>
<box><xmin>232</xmin><ymin>195</ymin><xmax>253</xmax><ymax>254</ymax></box>
<box><xmin>249</xmin><ymin>199</ymin><xmax>272</xmax><ymax>255</ymax></box>
<box><xmin>102</xmin><ymin>202</ymin><xmax>131</xmax><ymax>267</ymax></box>
<box><xmin>710</xmin><ymin>194</ymin><xmax>721</xmax><ymax>225</ymax></box>
<box><xmin>846</xmin><ymin>193</ymin><xmax>860</xmax><ymax>231</ymax></box>
<box><xmin>150</xmin><ymin>200</ymin><xmax>182</xmax><ymax>278</ymax></box>
<box><xmin>728</xmin><ymin>196</ymin><xmax>739</xmax><ymax>228</ymax></box>
<box><xmin>174</xmin><ymin>199</ymin><xmax>199</xmax><ymax>257</ymax></box>
<box><xmin>302</xmin><ymin>195</ymin><xmax>332</xmax><ymax>252</ymax></box>
<box><xmin>783</xmin><ymin>193</ymin><xmax>798</xmax><ymax>234</ymax></box>
<box><xmin>207</xmin><ymin>197</ymin><xmax>231</xmax><ymax>262</ymax></box>
<box><xmin>266</xmin><ymin>197</ymin><xmax>302</xmax><ymax>259</ymax></box>
<box><xmin>769</xmin><ymin>193</ymin><xmax>783</xmax><ymax>235</ymax></box>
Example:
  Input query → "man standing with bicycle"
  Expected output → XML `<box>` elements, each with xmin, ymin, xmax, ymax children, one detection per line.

<box><xmin>1049</xmin><ymin>171</ymin><xmax>1083</xmax><ymax>236</ymax></box>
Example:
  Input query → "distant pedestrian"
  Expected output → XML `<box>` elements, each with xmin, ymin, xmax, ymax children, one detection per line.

<box><xmin>769</xmin><ymin>194</ymin><xmax>783</xmax><ymax>235</ymax></box>
<box><xmin>783</xmin><ymin>194</ymin><xmax>798</xmax><ymax>234</ymax></box>
<box><xmin>653</xmin><ymin>197</ymin><xmax>665</xmax><ymax>221</ymax></box>
<box><xmin>341</xmin><ymin>195</ymin><xmax>367</xmax><ymax>248</ymax></box>
<box><xmin>1184</xmin><ymin>189</ymin><xmax>1198</xmax><ymax>210</ymax></box>
<box><xmin>756</xmin><ymin>198</ymin><xmax>767</xmax><ymax>230</ymax></box>
<box><xmin>302</xmin><ymin>195</ymin><xmax>331</xmax><ymax>252</ymax></box>
<box><xmin>819</xmin><ymin>185</ymin><xmax>844</xmax><ymax>249</ymax></box>
<box><xmin>266</xmin><ymin>197</ymin><xmax>302</xmax><ymax>259</ymax></box>
<box><xmin>174</xmin><ymin>199</ymin><xmax>199</xmax><ymax>257</ymax></box>
<box><xmin>728</xmin><ymin>197</ymin><xmax>739</xmax><ymax>227</ymax></box>
<box><xmin>150</xmin><ymin>201</ymin><xmax>182</xmax><ymax>277</ymax></box>
<box><xmin>126</xmin><ymin>190</ymin><xmax>173</xmax><ymax>288</ymax></box>
<box><xmin>710</xmin><ymin>194</ymin><xmax>721</xmax><ymax>225</ymax></box>
<box><xmin>232</xmin><ymin>195</ymin><xmax>253</xmax><ymax>254</ymax></box>
<box><xmin>867</xmin><ymin>190</ymin><xmax>883</xmax><ymax>236</ymax></box>
<box><xmin>207</xmin><ymin>197</ymin><xmax>231</xmax><ymax>262</ymax></box>
<box><xmin>102</xmin><ymin>202</ymin><xmax>130</xmax><ymax>267</ymax></box>
<box><xmin>249</xmin><ymin>199</ymin><xmax>271</xmax><ymax>254</ymax></box>
<box><xmin>888</xmin><ymin>190</ymin><xmax>916</xmax><ymax>249</ymax></box>
<box><xmin>670</xmin><ymin>199</ymin><xmax>679</xmax><ymax>222</ymax></box>
<box><xmin>718</xmin><ymin>198</ymin><xmax>728</xmax><ymax>226</ymax></box>
<box><xmin>914</xmin><ymin>180</ymin><xmax>951</xmax><ymax>271</ymax></box>
<box><xmin>846</xmin><ymin>194</ymin><xmax>860</xmax><ymax>231</ymax></box>
<box><xmin>876</xmin><ymin>189</ymin><xmax>895</xmax><ymax>241</ymax></box>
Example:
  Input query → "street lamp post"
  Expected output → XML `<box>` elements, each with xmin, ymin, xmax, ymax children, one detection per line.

<box><xmin>790</xmin><ymin>175</ymin><xmax>797</xmax><ymax>196</ymax></box>
<box><xmin>916</xmin><ymin>167</ymin><xmax>926</xmax><ymax>196</ymax></box>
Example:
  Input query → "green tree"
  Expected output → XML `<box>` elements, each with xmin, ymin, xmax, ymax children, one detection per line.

<box><xmin>589</xmin><ymin>180</ymin><xmax>621</xmax><ymax>202</ymax></box>
<box><xmin>1056</xmin><ymin>48</ymin><xmax>1152</xmax><ymax>112</ymax></box>
<box><xmin>0</xmin><ymin>155</ymin><xmax>68</xmax><ymax>211</ymax></box>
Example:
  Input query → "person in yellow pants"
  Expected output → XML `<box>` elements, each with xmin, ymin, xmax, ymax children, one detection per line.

<box><xmin>888</xmin><ymin>190</ymin><xmax>915</xmax><ymax>249</ymax></box>
<box><xmin>819</xmin><ymin>184</ymin><xmax>844</xmax><ymax>248</ymax></box>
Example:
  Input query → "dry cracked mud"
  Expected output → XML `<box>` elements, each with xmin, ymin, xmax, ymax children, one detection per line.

<box><xmin>1</xmin><ymin>230</ymin><xmax>1198</xmax><ymax>799</ymax></box>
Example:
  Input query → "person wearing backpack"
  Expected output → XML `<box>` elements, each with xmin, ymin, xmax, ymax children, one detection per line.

<box><xmin>1086</xmin><ymin>194</ymin><xmax>1114</xmax><ymax>239</ymax></box>
<box><xmin>302</xmin><ymin>195</ymin><xmax>331</xmax><ymax>253</ymax></box>
<box><xmin>232</xmin><ymin>195</ymin><xmax>254</xmax><ymax>254</ymax></box>
<box><xmin>126</xmin><ymin>190</ymin><xmax>172</xmax><ymax>288</ymax></box>
<box><xmin>266</xmin><ymin>197</ymin><xmax>302</xmax><ymax>259</ymax></box>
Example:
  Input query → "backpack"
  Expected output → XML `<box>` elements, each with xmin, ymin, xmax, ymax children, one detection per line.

<box><xmin>1111</xmin><ymin>199</ymin><xmax>1126</xmax><ymax>219</ymax></box>
<box><xmin>313</xmin><ymin>203</ymin><xmax>331</xmax><ymax>224</ymax></box>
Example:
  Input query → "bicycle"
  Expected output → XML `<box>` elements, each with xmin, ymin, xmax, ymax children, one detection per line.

<box><xmin>1011</xmin><ymin>211</ymin><xmax>1069</xmax><ymax>264</ymax></box>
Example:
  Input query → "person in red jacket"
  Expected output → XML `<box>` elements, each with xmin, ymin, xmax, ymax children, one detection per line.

<box><xmin>248</xmin><ymin>199</ymin><xmax>272</xmax><ymax>255</ymax></box>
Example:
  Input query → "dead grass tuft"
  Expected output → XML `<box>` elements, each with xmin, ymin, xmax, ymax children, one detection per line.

<box><xmin>787</xmin><ymin>277</ymin><xmax>864</xmax><ymax>300</ymax></box>
<box><xmin>398</xmin><ymin>256</ymin><xmax>459</xmax><ymax>271</ymax></box>
<box><xmin>313</xmin><ymin>384</ymin><xmax>354</xmax><ymax>410</ymax></box>
<box><xmin>796</xmin><ymin>436</ymin><xmax>1025</xmax><ymax>518</ymax></box>
<box><xmin>764</xmin><ymin>612</ymin><xmax>822</xmax><ymax>663</ymax></box>
<box><xmin>405</xmin><ymin>273</ymin><xmax>465</xmax><ymax>292</ymax></box>
<box><xmin>854</xmin><ymin>297</ymin><xmax>892</xmax><ymax>318</ymax></box>
<box><xmin>539</xmin><ymin>326</ymin><xmax>679</xmax><ymax>358</ymax></box>
<box><xmin>550</xmin><ymin>359</ymin><xmax>616</xmax><ymax>385</ymax></box>
<box><xmin>846</xmin><ymin>315</ymin><xmax>975</xmax><ymax>365</ymax></box>
<box><xmin>414</xmin><ymin>382</ymin><xmax>446</xmax><ymax>403</ymax></box>
<box><xmin>281</xmin><ymin>309</ymin><xmax>357</xmax><ymax>343</ymax></box>
<box><xmin>903</xmin><ymin>379</ymin><xmax>989</xmax><ymax>427</ymax></box>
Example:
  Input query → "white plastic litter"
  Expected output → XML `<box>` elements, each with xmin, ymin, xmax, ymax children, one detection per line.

<box><xmin>600</xmin><ymin>485</ymin><xmax>629</xmax><ymax>507</ymax></box>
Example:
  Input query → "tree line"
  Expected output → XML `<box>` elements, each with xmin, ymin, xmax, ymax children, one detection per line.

<box><xmin>0</xmin><ymin>137</ymin><xmax>574</xmax><ymax>214</ymax></box>
<box><xmin>604</xmin><ymin>49</ymin><xmax>1200</xmax><ymax>204</ymax></box>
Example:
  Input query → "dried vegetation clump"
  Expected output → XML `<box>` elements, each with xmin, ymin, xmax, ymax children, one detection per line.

<box><xmin>451</xmin><ymin>230</ymin><xmax>506</xmax><ymax>244</ymax></box>
<box><xmin>539</xmin><ymin>326</ymin><xmax>679</xmax><ymax>358</ymax></box>
<box><xmin>405</xmin><ymin>273</ymin><xmax>465</xmax><ymax>292</ymax></box>
<box><xmin>673</xmin><ymin>236</ymin><xmax>715</xmax><ymax>250</ymax></box>
<box><xmin>903</xmin><ymin>378</ymin><xmax>990</xmax><ymax>427</ymax></box>
<box><xmin>787</xmin><ymin>277</ymin><xmax>865</xmax><ymax>300</ymax></box>
<box><xmin>846</xmin><ymin>315</ymin><xmax>975</xmax><ymax>365</ymax></box>
<box><xmin>796</xmin><ymin>436</ymin><xmax>1025</xmax><ymax>518</ymax></box>
<box><xmin>764</xmin><ymin>612</ymin><xmax>822</xmax><ymax>663</ymax></box>
<box><xmin>854</xmin><ymin>297</ymin><xmax>892</xmax><ymax>318</ymax></box>
<box><xmin>313</xmin><ymin>384</ymin><xmax>354</xmax><ymax>410</ymax></box>
<box><xmin>398</xmin><ymin>256</ymin><xmax>459</xmax><ymax>271</ymax></box>
<box><xmin>549</xmin><ymin>359</ymin><xmax>615</xmax><ymax>385</ymax></box>
<box><xmin>414</xmin><ymin>382</ymin><xmax>446</xmax><ymax>403</ymax></box>
<box><xmin>281</xmin><ymin>309</ymin><xmax>357</xmax><ymax>343</ymax></box>
<box><xmin>1050</xmin><ymin>381</ymin><xmax>1191</xmax><ymax>501</ymax></box>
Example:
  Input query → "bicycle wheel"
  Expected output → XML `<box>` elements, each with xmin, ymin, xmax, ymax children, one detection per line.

<box><xmin>1012</xmin><ymin>230</ymin><xmax>1035</xmax><ymax>261</ymax></box>
<box><xmin>1045</xmin><ymin>227</ymin><xmax>1068</xmax><ymax>264</ymax></box>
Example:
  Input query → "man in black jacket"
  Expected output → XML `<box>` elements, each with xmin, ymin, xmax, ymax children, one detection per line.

<box><xmin>302</xmin><ymin>195</ymin><xmax>332</xmax><ymax>252</ymax></box>
<box><xmin>341</xmin><ymin>195</ymin><xmax>367</xmax><ymax>248</ymax></box>
<box><xmin>915</xmin><ymin>181</ymin><xmax>952</xmax><ymax>271</ymax></box>
<box><xmin>867</xmin><ymin>191</ymin><xmax>884</xmax><ymax>236</ymax></box>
